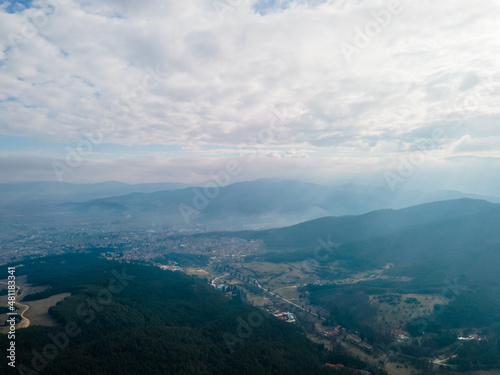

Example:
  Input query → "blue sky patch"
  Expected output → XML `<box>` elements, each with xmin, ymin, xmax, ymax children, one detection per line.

<box><xmin>253</xmin><ymin>0</ymin><xmax>293</xmax><ymax>15</ymax></box>
<box><xmin>1</xmin><ymin>0</ymin><xmax>32</xmax><ymax>13</ymax></box>
<box><xmin>0</xmin><ymin>136</ymin><xmax>186</xmax><ymax>157</ymax></box>
<box><xmin>253</xmin><ymin>0</ymin><xmax>327</xmax><ymax>15</ymax></box>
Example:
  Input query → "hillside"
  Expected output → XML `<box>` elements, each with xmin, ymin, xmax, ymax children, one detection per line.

<box><xmin>52</xmin><ymin>180</ymin><xmax>500</xmax><ymax>228</ymax></box>
<box><xmin>0</xmin><ymin>181</ymin><xmax>188</xmax><ymax>205</ymax></box>
<box><xmin>0</xmin><ymin>254</ymin><xmax>359</xmax><ymax>375</ymax></box>
<box><xmin>196</xmin><ymin>199</ymin><xmax>500</xmax><ymax>370</ymax></box>
<box><xmin>207</xmin><ymin>198</ymin><xmax>495</xmax><ymax>248</ymax></box>
<box><xmin>201</xmin><ymin>198</ymin><xmax>500</xmax><ymax>288</ymax></box>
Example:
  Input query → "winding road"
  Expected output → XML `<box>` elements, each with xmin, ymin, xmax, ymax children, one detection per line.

<box><xmin>0</xmin><ymin>280</ymin><xmax>31</xmax><ymax>332</ymax></box>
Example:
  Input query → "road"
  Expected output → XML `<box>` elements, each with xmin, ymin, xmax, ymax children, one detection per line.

<box><xmin>14</xmin><ymin>286</ymin><xmax>31</xmax><ymax>329</ymax></box>
<box><xmin>211</xmin><ymin>273</ymin><xmax>229</xmax><ymax>286</ymax></box>
<box><xmin>0</xmin><ymin>280</ymin><xmax>31</xmax><ymax>331</ymax></box>
<box><xmin>222</xmin><ymin>272</ymin><xmax>325</xmax><ymax>320</ymax></box>
<box><xmin>432</xmin><ymin>354</ymin><xmax>457</xmax><ymax>365</ymax></box>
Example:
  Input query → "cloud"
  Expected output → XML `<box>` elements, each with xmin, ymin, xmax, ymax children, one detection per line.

<box><xmin>0</xmin><ymin>149</ymin><xmax>377</xmax><ymax>184</ymax></box>
<box><xmin>1</xmin><ymin>0</ymin><xmax>500</xmax><ymax>188</ymax></box>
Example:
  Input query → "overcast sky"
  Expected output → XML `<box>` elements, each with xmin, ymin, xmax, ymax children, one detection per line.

<box><xmin>1</xmin><ymin>0</ymin><xmax>500</xmax><ymax>195</ymax></box>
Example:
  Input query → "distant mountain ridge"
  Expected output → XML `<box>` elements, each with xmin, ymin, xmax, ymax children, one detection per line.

<box><xmin>1</xmin><ymin>179</ymin><xmax>499</xmax><ymax>229</ymax></box>
<box><xmin>226</xmin><ymin>198</ymin><xmax>497</xmax><ymax>249</ymax></box>
<box><xmin>56</xmin><ymin>179</ymin><xmax>500</xmax><ymax>228</ymax></box>
<box><xmin>208</xmin><ymin>198</ymin><xmax>500</xmax><ymax>286</ymax></box>
<box><xmin>0</xmin><ymin>181</ymin><xmax>188</xmax><ymax>205</ymax></box>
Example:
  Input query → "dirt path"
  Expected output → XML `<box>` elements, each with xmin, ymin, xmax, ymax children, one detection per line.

<box><xmin>0</xmin><ymin>281</ymin><xmax>31</xmax><ymax>331</ymax></box>
<box><xmin>432</xmin><ymin>354</ymin><xmax>457</xmax><ymax>365</ymax></box>
<box><xmin>14</xmin><ymin>287</ymin><xmax>31</xmax><ymax>329</ymax></box>
<box><xmin>211</xmin><ymin>273</ymin><xmax>228</xmax><ymax>286</ymax></box>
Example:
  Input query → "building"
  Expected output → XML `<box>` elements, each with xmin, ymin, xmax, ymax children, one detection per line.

<box><xmin>325</xmin><ymin>364</ymin><xmax>344</xmax><ymax>369</ymax></box>
<box><xmin>348</xmin><ymin>334</ymin><xmax>362</xmax><ymax>344</ymax></box>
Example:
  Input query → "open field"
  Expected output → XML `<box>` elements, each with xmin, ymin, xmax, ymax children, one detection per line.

<box><xmin>0</xmin><ymin>275</ymin><xmax>31</xmax><ymax>332</ymax></box>
<box><xmin>385</xmin><ymin>362</ymin><xmax>417</xmax><ymax>375</ymax></box>
<box><xmin>245</xmin><ymin>293</ymin><xmax>269</xmax><ymax>307</ymax></box>
<box><xmin>472</xmin><ymin>371</ymin><xmax>500</xmax><ymax>375</ymax></box>
<box><xmin>0</xmin><ymin>275</ymin><xmax>66</xmax><ymax>332</ymax></box>
<box><xmin>238</xmin><ymin>261</ymin><xmax>340</xmax><ymax>291</ymax></box>
<box><xmin>274</xmin><ymin>285</ymin><xmax>300</xmax><ymax>299</ymax></box>
<box><xmin>24</xmin><ymin>292</ymin><xmax>71</xmax><ymax>326</ymax></box>
<box><xmin>183</xmin><ymin>267</ymin><xmax>209</xmax><ymax>276</ymax></box>
<box><xmin>370</xmin><ymin>293</ymin><xmax>448</xmax><ymax>329</ymax></box>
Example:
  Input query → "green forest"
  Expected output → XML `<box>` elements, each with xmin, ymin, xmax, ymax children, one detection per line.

<box><xmin>0</xmin><ymin>254</ymin><xmax>374</xmax><ymax>375</ymax></box>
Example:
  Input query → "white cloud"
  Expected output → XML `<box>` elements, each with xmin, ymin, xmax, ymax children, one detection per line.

<box><xmin>1</xmin><ymin>0</ymin><xmax>500</xmax><ymax>189</ymax></box>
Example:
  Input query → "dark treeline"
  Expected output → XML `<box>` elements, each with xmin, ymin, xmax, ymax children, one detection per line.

<box><xmin>0</xmin><ymin>254</ymin><xmax>374</xmax><ymax>375</ymax></box>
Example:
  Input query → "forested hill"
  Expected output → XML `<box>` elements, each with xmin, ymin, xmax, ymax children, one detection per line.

<box><xmin>0</xmin><ymin>254</ymin><xmax>360</xmax><ymax>375</ymax></box>
<box><xmin>197</xmin><ymin>198</ymin><xmax>500</xmax><ymax>287</ymax></box>
<box><xmin>221</xmin><ymin>198</ymin><xmax>497</xmax><ymax>250</ymax></box>
<box><xmin>37</xmin><ymin>180</ymin><xmax>497</xmax><ymax>228</ymax></box>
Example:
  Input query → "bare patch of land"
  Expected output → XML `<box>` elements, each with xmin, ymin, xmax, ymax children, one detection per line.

<box><xmin>385</xmin><ymin>362</ymin><xmax>417</xmax><ymax>375</ymax></box>
<box><xmin>0</xmin><ymin>275</ymin><xmax>68</xmax><ymax>332</ymax></box>
<box><xmin>24</xmin><ymin>292</ymin><xmax>71</xmax><ymax>326</ymax></box>
<box><xmin>370</xmin><ymin>293</ymin><xmax>448</xmax><ymax>330</ymax></box>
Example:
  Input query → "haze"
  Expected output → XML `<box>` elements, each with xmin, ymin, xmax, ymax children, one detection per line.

<box><xmin>1</xmin><ymin>0</ymin><xmax>500</xmax><ymax>196</ymax></box>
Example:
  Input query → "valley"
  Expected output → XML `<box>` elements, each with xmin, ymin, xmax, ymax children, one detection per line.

<box><xmin>1</xmin><ymin>182</ymin><xmax>500</xmax><ymax>374</ymax></box>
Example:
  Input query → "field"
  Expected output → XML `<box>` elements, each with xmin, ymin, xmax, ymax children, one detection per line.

<box><xmin>385</xmin><ymin>362</ymin><xmax>417</xmax><ymax>375</ymax></box>
<box><xmin>0</xmin><ymin>275</ymin><xmax>70</xmax><ymax>331</ymax></box>
<box><xmin>24</xmin><ymin>292</ymin><xmax>72</xmax><ymax>326</ymax></box>
<box><xmin>370</xmin><ymin>293</ymin><xmax>449</xmax><ymax>329</ymax></box>
<box><xmin>236</xmin><ymin>261</ymin><xmax>340</xmax><ymax>291</ymax></box>
<box><xmin>182</xmin><ymin>267</ymin><xmax>209</xmax><ymax>276</ymax></box>
<box><xmin>274</xmin><ymin>285</ymin><xmax>300</xmax><ymax>299</ymax></box>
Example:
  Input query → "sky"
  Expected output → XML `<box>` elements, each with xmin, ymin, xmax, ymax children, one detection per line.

<box><xmin>1</xmin><ymin>0</ymin><xmax>500</xmax><ymax>195</ymax></box>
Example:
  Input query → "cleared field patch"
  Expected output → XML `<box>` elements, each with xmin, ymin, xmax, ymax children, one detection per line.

<box><xmin>371</xmin><ymin>293</ymin><xmax>448</xmax><ymax>329</ymax></box>
<box><xmin>239</xmin><ymin>260</ymin><xmax>342</xmax><ymax>293</ymax></box>
<box><xmin>274</xmin><ymin>286</ymin><xmax>300</xmax><ymax>300</ymax></box>
<box><xmin>473</xmin><ymin>371</ymin><xmax>500</xmax><ymax>375</ymax></box>
<box><xmin>246</xmin><ymin>293</ymin><xmax>270</xmax><ymax>307</ymax></box>
<box><xmin>385</xmin><ymin>362</ymin><xmax>417</xmax><ymax>375</ymax></box>
<box><xmin>240</xmin><ymin>262</ymin><xmax>292</xmax><ymax>277</ymax></box>
<box><xmin>183</xmin><ymin>267</ymin><xmax>209</xmax><ymax>277</ymax></box>
<box><xmin>24</xmin><ymin>293</ymin><xmax>71</xmax><ymax>326</ymax></box>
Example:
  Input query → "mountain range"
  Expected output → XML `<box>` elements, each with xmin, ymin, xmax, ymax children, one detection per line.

<box><xmin>209</xmin><ymin>198</ymin><xmax>500</xmax><ymax>288</ymax></box>
<box><xmin>2</xmin><ymin>179</ymin><xmax>497</xmax><ymax>229</ymax></box>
